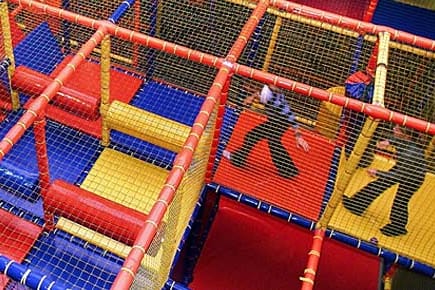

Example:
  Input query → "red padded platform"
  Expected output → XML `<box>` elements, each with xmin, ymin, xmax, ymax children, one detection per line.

<box><xmin>0</xmin><ymin>208</ymin><xmax>42</xmax><ymax>287</ymax></box>
<box><xmin>190</xmin><ymin>197</ymin><xmax>380</xmax><ymax>290</ymax></box>
<box><xmin>24</xmin><ymin>56</ymin><xmax>142</xmax><ymax>137</ymax></box>
<box><xmin>213</xmin><ymin>110</ymin><xmax>336</xmax><ymax>221</ymax></box>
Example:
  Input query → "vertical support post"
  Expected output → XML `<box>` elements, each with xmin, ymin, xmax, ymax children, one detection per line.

<box><xmin>363</xmin><ymin>0</ymin><xmax>379</xmax><ymax>23</ymax></box>
<box><xmin>318</xmin><ymin>31</ymin><xmax>390</xmax><ymax>228</ymax></box>
<box><xmin>205</xmin><ymin>70</ymin><xmax>231</xmax><ymax>183</ymax></box>
<box><xmin>300</xmin><ymin>228</ymin><xmax>325</xmax><ymax>290</ymax></box>
<box><xmin>426</xmin><ymin>136</ymin><xmax>435</xmax><ymax>159</ymax></box>
<box><xmin>262</xmin><ymin>15</ymin><xmax>281</xmax><ymax>72</ymax></box>
<box><xmin>0</xmin><ymin>0</ymin><xmax>20</xmax><ymax>110</ymax></box>
<box><xmin>100</xmin><ymin>35</ymin><xmax>111</xmax><ymax>146</ymax></box>
<box><xmin>145</xmin><ymin>0</ymin><xmax>158</xmax><ymax>81</ymax></box>
<box><xmin>34</xmin><ymin>116</ymin><xmax>54</xmax><ymax>230</ymax></box>
<box><xmin>132</xmin><ymin>0</ymin><xmax>140</xmax><ymax>66</ymax></box>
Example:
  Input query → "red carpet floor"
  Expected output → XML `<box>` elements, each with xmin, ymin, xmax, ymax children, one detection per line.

<box><xmin>190</xmin><ymin>197</ymin><xmax>380</xmax><ymax>290</ymax></box>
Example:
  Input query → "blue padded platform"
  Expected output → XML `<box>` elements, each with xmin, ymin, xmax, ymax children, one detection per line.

<box><xmin>14</xmin><ymin>22</ymin><xmax>64</xmax><ymax>74</ymax></box>
<box><xmin>111</xmin><ymin>81</ymin><xmax>204</xmax><ymax>169</ymax></box>
<box><xmin>0</xmin><ymin>111</ymin><xmax>101</xmax><ymax>201</ymax></box>
<box><xmin>373</xmin><ymin>0</ymin><xmax>435</xmax><ymax>40</ymax></box>
<box><xmin>23</xmin><ymin>230</ymin><xmax>123</xmax><ymax>290</ymax></box>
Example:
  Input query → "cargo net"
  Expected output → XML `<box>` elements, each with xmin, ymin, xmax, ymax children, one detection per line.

<box><xmin>0</xmin><ymin>1</ymin><xmax>221</xmax><ymax>289</ymax></box>
<box><xmin>0</xmin><ymin>0</ymin><xmax>434</xmax><ymax>289</ymax></box>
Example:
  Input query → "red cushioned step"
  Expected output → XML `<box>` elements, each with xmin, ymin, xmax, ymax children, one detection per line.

<box><xmin>14</xmin><ymin>66</ymin><xmax>100</xmax><ymax>120</ymax></box>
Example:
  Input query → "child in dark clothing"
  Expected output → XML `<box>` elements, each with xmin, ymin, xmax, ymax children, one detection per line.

<box><xmin>343</xmin><ymin>126</ymin><xmax>427</xmax><ymax>237</ymax></box>
<box><xmin>223</xmin><ymin>84</ymin><xmax>310</xmax><ymax>178</ymax></box>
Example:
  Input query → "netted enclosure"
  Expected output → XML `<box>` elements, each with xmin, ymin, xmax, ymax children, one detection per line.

<box><xmin>0</xmin><ymin>0</ymin><xmax>434</xmax><ymax>289</ymax></box>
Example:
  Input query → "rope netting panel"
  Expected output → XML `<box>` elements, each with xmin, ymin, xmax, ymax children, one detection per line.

<box><xmin>0</xmin><ymin>0</ymin><xmax>434</xmax><ymax>289</ymax></box>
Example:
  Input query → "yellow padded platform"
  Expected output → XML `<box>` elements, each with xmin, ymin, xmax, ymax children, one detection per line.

<box><xmin>80</xmin><ymin>148</ymin><xmax>169</xmax><ymax>214</ymax></box>
<box><xmin>330</xmin><ymin>152</ymin><xmax>435</xmax><ymax>267</ymax></box>
<box><xmin>107</xmin><ymin>101</ymin><xmax>191</xmax><ymax>153</ymax></box>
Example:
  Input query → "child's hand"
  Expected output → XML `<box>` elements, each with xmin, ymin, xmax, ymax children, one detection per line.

<box><xmin>376</xmin><ymin>140</ymin><xmax>390</xmax><ymax>150</ymax></box>
<box><xmin>296</xmin><ymin>136</ymin><xmax>310</xmax><ymax>152</ymax></box>
<box><xmin>243</xmin><ymin>95</ymin><xmax>256</xmax><ymax>106</ymax></box>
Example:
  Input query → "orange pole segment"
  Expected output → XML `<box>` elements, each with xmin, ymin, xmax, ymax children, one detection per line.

<box><xmin>33</xmin><ymin>116</ymin><xmax>54</xmax><ymax>230</ymax></box>
<box><xmin>300</xmin><ymin>228</ymin><xmax>325</xmax><ymax>290</ymax></box>
<box><xmin>111</xmin><ymin>68</ymin><xmax>229</xmax><ymax>290</ymax></box>
<box><xmin>226</xmin><ymin>0</ymin><xmax>269</xmax><ymax>62</ymax></box>
<box><xmin>0</xmin><ymin>27</ymin><xmax>106</xmax><ymax>160</ymax></box>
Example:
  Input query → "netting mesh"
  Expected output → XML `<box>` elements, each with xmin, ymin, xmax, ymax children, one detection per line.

<box><xmin>0</xmin><ymin>0</ymin><xmax>434</xmax><ymax>289</ymax></box>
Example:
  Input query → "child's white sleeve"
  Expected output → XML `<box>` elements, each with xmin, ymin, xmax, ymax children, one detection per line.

<box><xmin>259</xmin><ymin>85</ymin><xmax>273</xmax><ymax>104</ymax></box>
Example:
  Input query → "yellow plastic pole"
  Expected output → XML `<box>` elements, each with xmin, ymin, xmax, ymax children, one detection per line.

<box><xmin>425</xmin><ymin>135</ymin><xmax>434</xmax><ymax>158</ymax></box>
<box><xmin>372</xmin><ymin>31</ymin><xmax>390</xmax><ymax>107</ymax></box>
<box><xmin>262</xmin><ymin>15</ymin><xmax>281</xmax><ymax>72</ymax></box>
<box><xmin>100</xmin><ymin>35</ymin><xmax>111</xmax><ymax>146</ymax></box>
<box><xmin>318</xmin><ymin>31</ymin><xmax>390</xmax><ymax>227</ymax></box>
<box><xmin>0</xmin><ymin>1</ymin><xmax>19</xmax><ymax>110</ymax></box>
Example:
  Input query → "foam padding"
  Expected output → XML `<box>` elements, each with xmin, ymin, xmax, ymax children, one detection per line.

<box><xmin>330</xmin><ymin>152</ymin><xmax>435</xmax><ymax>268</ymax></box>
<box><xmin>47</xmin><ymin>180</ymin><xmax>148</xmax><ymax>245</ymax></box>
<box><xmin>110</xmin><ymin>81</ymin><xmax>204</xmax><ymax>168</ymax></box>
<box><xmin>107</xmin><ymin>101</ymin><xmax>191</xmax><ymax>153</ymax></box>
<box><xmin>80</xmin><ymin>148</ymin><xmax>168</xmax><ymax>214</ymax></box>
<box><xmin>42</xmin><ymin>56</ymin><xmax>142</xmax><ymax>137</ymax></box>
<box><xmin>13</xmin><ymin>66</ymin><xmax>100</xmax><ymax>120</ymax></box>
<box><xmin>23</xmin><ymin>229</ymin><xmax>123</xmax><ymax>289</ymax></box>
<box><xmin>190</xmin><ymin>197</ymin><xmax>380</xmax><ymax>290</ymax></box>
<box><xmin>14</xmin><ymin>22</ymin><xmax>64</xmax><ymax>74</ymax></box>
<box><xmin>0</xmin><ymin>112</ymin><xmax>100</xmax><ymax>201</ymax></box>
<box><xmin>213</xmin><ymin>110</ymin><xmax>335</xmax><ymax>220</ymax></box>
<box><xmin>0</xmin><ymin>208</ymin><xmax>42</xmax><ymax>287</ymax></box>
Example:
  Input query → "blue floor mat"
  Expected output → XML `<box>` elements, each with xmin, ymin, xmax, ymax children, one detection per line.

<box><xmin>14</xmin><ymin>22</ymin><xmax>64</xmax><ymax>75</ymax></box>
<box><xmin>0</xmin><ymin>111</ymin><xmax>101</xmax><ymax>201</ymax></box>
<box><xmin>111</xmin><ymin>81</ymin><xmax>204</xmax><ymax>169</ymax></box>
<box><xmin>22</xmin><ymin>230</ymin><xmax>123</xmax><ymax>290</ymax></box>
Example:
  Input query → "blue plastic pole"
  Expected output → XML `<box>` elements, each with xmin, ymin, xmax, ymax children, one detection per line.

<box><xmin>0</xmin><ymin>255</ymin><xmax>67</xmax><ymax>289</ymax></box>
<box><xmin>108</xmin><ymin>0</ymin><xmax>136</xmax><ymax>24</ymax></box>
<box><xmin>61</xmin><ymin>0</ymin><xmax>71</xmax><ymax>54</ymax></box>
<box><xmin>145</xmin><ymin>0</ymin><xmax>158</xmax><ymax>81</ymax></box>
<box><xmin>318</xmin><ymin>146</ymin><xmax>341</xmax><ymax>218</ymax></box>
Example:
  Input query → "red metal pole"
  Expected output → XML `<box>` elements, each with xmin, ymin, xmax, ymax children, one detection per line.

<box><xmin>206</xmin><ymin>0</ymin><xmax>269</xmax><ymax>182</ymax></box>
<box><xmin>363</xmin><ymin>0</ymin><xmax>379</xmax><ymax>23</ymax></box>
<box><xmin>233</xmin><ymin>64</ymin><xmax>435</xmax><ymax>135</ymax></box>
<box><xmin>0</xmin><ymin>27</ymin><xmax>107</xmax><ymax>160</ymax></box>
<box><xmin>33</xmin><ymin>115</ymin><xmax>54</xmax><ymax>230</ymax></box>
<box><xmin>110</xmin><ymin>68</ymin><xmax>230</xmax><ymax>290</ymax></box>
<box><xmin>300</xmin><ymin>228</ymin><xmax>325</xmax><ymax>290</ymax></box>
<box><xmin>226</xmin><ymin>0</ymin><xmax>269</xmax><ymax>62</ymax></box>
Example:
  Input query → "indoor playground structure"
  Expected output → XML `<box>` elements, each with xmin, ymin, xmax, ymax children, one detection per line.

<box><xmin>0</xmin><ymin>0</ymin><xmax>434</xmax><ymax>289</ymax></box>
